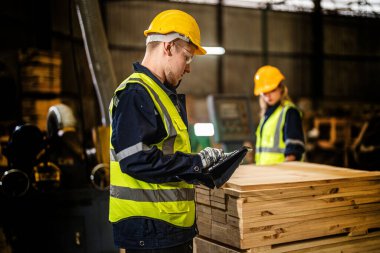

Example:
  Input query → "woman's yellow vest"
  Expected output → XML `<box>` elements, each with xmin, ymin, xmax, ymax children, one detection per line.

<box><xmin>108</xmin><ymin>72</ymin><xmax>195</xmax><ymax>227</ymax></box>
<box><xmin>255</xmin><ymin>101</ymin><xmax>297</xmax><ymax>165</ymax></box>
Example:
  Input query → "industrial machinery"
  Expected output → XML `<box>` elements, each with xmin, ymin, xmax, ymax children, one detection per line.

<box><xmin>306</xmin><ymin>113</ymin><xmax>380</xmax><ymax>170</ymax></box>
<box><xmin>207</xmin><ymin>94</ymin><xmax>254</xmax><ymax>152</ymax></box>
<box><xmin>46</xmin><ymin>103</ymin><xmax>87</xmax><ymax>189</ymax></box>
<box><xmin>1</xmin><ymin>104</ymin><xmax>88</xmax><ymax>196</ymax></box>
<box><xmin>350</xmin><ymin>115</ymin><xmax>380</xmax><ymax>170</ymax></box>
<box><xmin>1</xmin><ymin>124</ymin><xmax>47</xmax><ymax>197</ymax></box>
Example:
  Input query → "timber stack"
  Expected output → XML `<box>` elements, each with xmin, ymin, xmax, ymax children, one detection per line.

<box><xmin>194</xmin><ymin>162</ymin><xmax>380</xmax><ymax>253</ymax></box>
<box><xmin>19</xmin><ymin>48</ymin><xmax>62</xmax><ymax>131</ymax></box>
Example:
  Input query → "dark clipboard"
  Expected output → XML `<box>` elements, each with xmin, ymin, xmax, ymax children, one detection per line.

<box><xmin>204</xmin><ymin>146</ymin><xmax>249</xmax><ymax>188</ymax></box>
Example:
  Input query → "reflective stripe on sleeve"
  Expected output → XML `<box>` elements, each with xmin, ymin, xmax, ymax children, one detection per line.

<box><xmin>285</xmin><ymin>139</ymin><xmax>305</xmax><ymax>147</ymax></box>
<box><xmin>116</xmin><ymin>142</ymin><xmax>151</xmax><ymax>162</ymax></box>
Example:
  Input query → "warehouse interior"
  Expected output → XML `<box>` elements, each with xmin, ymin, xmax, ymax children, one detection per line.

<box><xmin>0</xmin><ymin>0</ymin><xmax>380</xmax><ymax>252</ymax></box>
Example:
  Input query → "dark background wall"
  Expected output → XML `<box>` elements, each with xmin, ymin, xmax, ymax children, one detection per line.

<box><xmin>1</xmin><ymin>0</ymin><xmax>380</xmax><ymax>135</ymax></box>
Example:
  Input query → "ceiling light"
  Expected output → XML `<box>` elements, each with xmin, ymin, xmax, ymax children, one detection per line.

<box><xmin>194</xmin><ymin>123</ymin><xmax>215</xmax><ymax>136</ymax></box>
<box><xmin>203</xmin><ymin>47</ymin><xmax>226</xmax><ymax>55</ymax></box>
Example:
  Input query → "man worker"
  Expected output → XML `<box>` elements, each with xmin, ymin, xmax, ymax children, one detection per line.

<box><xmin>109</xmin><ymin>9</ymin><xmax>226</xmax><ymax>253</ymax></box>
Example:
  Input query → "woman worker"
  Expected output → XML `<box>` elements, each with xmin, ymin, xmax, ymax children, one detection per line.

<box><xmin>253</xmin><ymin>65</ymin><xmax>305</xmax><ymax>165</ymax></box>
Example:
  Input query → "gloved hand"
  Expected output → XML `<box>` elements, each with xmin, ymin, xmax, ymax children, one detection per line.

<box><xmin>198</xmin><ymin>147</ymin><xmax>226</xmax><ymax>169</ymax></box>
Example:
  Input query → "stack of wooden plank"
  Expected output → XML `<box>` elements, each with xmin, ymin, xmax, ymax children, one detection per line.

<box><xmin>194</xmin><ymin>162</ymin><xmax>380</xmax><ymax>253</ymax></box>
<box><xmin>19</xmin><ymin>49</ymin><xmax>62</xmax><ymax>131</ymax></box>
<box><xmin>19</xmin><ymin>48</ymin><xmax>62</xmax><ymax>94</ymax></box>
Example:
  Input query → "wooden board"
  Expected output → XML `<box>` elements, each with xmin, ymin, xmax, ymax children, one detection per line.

<box><xmin>194</xmin><ymin>230</ymin><xmax>380</xmax><ymax>253</ymax></box>
<box><xmin>225</xmin><ymin>162</ymin><xmax>380</xmax><ymax>191</ymax></box>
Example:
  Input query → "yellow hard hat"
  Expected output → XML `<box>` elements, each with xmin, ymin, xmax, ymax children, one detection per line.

<box><xmin>253</xmin><ymin>65</ymin><xmax>285</xmax><ymax>96</ymax></box>
<box><xmin>144</xmin><ymin>9</ymin><xmax>206</xmax><ymax>55</ymax></box>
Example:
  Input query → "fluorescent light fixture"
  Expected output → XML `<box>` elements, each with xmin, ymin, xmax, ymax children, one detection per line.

<box><xmin>203</xmin><ymin>47</ymin><xmax>225</xmax><ymax>55</ymax></box>
<box><xmin>170</xmin><ymin>0</ymin><xmax>380</xmax><ymax>16</ymax></box>
<box><xmin>194</xmin><ymin>123</ymin><xmax>215</xmax><ymax>136</ymax></box>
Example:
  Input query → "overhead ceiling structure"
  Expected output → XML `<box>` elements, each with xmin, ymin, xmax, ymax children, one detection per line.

<box><xmin>172</xmin><ymin>0</ymin><xmax>380</xmax><ymax>17</ymax></box>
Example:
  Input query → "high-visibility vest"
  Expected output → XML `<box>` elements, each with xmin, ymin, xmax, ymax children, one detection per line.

<box><xmin>108</xmin><ymin>72</ymin><xmax>195</xmax><ymax>227</ymax></box>
<box><xmin>255</xmin><ymin>101</ymin><xmax>298</xmax><ymax>165</ymax></box>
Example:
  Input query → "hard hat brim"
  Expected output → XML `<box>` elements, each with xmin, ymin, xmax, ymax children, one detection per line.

<box><xmin>195</xmin><ymin>46</ymin><xmax>206</xmax><ymax>55</ymax></box>
<box><xmin>144</xmin><ymin>29</ymin><xmax>206</xmax><ymax>55</ymax></box>
<box><xmin>254</xmin><ymin>83</ymin><xmax>280</xmax><ymax>96</ymax></box>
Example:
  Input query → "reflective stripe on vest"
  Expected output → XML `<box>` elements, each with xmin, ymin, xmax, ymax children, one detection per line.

<box><xmin>109</xmin><ymin>72</ymin><xmax>194</xmax><ymax>227</ymax></box>
<box><xmin>255</xmin><ymin>102</ymin><xmax>296</xmax><ymax>165</ymax></box>
<box><xmin>110</xmin><ymin>185</ymin><xmax>195</xmax><ymax>202</ymax></box>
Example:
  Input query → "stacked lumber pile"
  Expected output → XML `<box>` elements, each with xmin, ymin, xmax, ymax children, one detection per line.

<box><xmin>19</xmin><ymin>48</ymin><xmax>62</xmax><ymax>94</ymax></box>
<box><xmin>19</xmin><ymin>49</ymin><xmax>62</xmax><ymax>130</ymax></box>
<box><xmin>194</xmin><ymin>162</ymin><xmax>380</xmax><ymax>253</ymax></box>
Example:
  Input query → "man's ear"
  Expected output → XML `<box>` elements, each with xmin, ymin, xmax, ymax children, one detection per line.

<box><xmin>163</xmin><ymin>42</ymin><xmax>172</xmax><ymax>56</ymax></box>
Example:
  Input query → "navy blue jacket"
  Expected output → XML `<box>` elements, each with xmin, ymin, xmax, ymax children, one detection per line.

<box><xmin>110</xmin><ymin>63</ymin><xmax>203</xmax><ymax>250</ymax></box>
<box><xmin>260</xmin><ymin>102</ymin><xmax>305</xmax><ymax>160</ymax></box>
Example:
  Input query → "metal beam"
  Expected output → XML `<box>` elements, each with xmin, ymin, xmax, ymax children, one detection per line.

<box><xmin>75</xmin><ymin>0</ymin><xmax>116</xmax><ymax>126</ymax></box>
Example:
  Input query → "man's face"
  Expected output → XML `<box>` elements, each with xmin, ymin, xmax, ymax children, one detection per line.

<box><xmin>165</xmin><ymin>40</ymin><xmax>195</xmax><ymax>87</ymax></box>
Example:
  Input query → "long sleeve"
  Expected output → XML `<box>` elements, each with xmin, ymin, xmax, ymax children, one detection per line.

<box><xmin>283</xmin><ymin>108</ymin><xmax>305</xmax><ymax>160</ymax></box>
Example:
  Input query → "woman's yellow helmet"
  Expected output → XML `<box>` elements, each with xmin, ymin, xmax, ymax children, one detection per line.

<box><xmin>253</xmin><ymin>65</ymin><xmax>285</xmax><ymax>96</ymax></box>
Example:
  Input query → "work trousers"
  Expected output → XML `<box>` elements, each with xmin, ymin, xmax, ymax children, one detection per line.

<box><xmin>124</xmin><ymin>240</ymin><xmax>192</xmax><ymax>253</ymax></box>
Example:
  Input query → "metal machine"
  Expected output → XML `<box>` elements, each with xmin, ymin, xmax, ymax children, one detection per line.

<box><xmin>207</xmin><ymin>94</ymin><xmax>254</xmax><ymax>152</ymax></box>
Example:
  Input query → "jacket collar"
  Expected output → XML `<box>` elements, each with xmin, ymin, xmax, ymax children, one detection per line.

<box><xmin>133</xmin><ymin>62</ymin><xmax>178</xmax><ymax>97</ymax></box>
